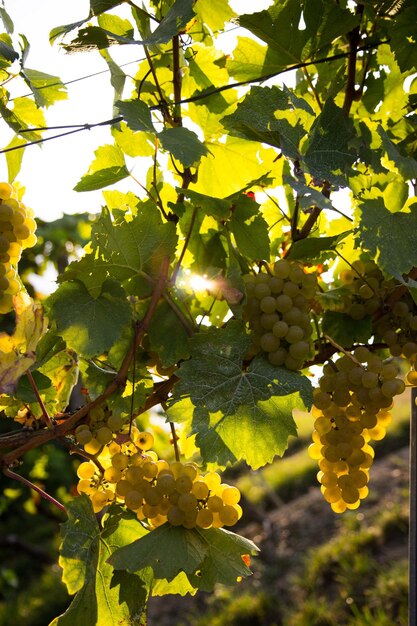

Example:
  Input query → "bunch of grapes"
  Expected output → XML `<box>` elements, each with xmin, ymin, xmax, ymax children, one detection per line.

<box><xmin>338</xmin><ymin>260</ymin><xmax>387</xmax><ymax>321</ymax></box>
<box><xmin>374</xmin><ymin>293</ymin><xmax>417</xmax><ymax>361</ymax></box>
<box><xmin>77</xmin><ymin>429</ymin><xmax>242</xmax><ymax>529</ymax></box>
<box><xmin>0</xmin><ymin>182</ymin><xmax>37</xmax><ymax>313</ymax></box>
<box><xmin>308</xmin><ymin>346</ymin><xmax>405</xmax><ymax>513</ymax></box>
<box><xmin>243</xmin><ymin>259</ymin><xmax>317</xmax><ymax>370</ymax></box>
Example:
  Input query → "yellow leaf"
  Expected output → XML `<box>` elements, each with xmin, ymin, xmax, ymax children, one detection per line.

<box><xmin>0</xmin><ymin>291</ymin><xmax>47</xmax><ymax>394</ymax></box>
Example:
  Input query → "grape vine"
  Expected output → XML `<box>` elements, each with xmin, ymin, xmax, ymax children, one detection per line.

<box><xmin>0</xmin><ymin>0</ymin><xmax>416</xmax><ymax>623</ymax></box>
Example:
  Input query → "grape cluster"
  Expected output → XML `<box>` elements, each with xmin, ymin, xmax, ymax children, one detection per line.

<box><xmin>244</xmin><ymin>260</ymin><xmax>317</xmax><ymax>370</ymax></box>
<box><xmin>76</xmin><ymin>426</ymin><xmax>242</xmax><ymax>529</ymax></box>
<box><xmin>0</xmin><ymin>182</ymin><xmax>37</xmax><ymax>314</ymax></box>
<box><xmin>308</xmin><ymin>346</ymin><xmax>404</xmax><ymax>513</ymax></box>
<box><xmin>374</xmin><ymin>293</ymin><xmax>417</xmax><ymax>360</ymax></box>
<box><xmin>339</xmin><ymin>260</ymin><xmax>387</xmax><ymax>320</ymax></box>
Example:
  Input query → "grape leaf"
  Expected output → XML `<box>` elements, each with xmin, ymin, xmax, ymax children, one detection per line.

<box><xmin>74</xmin><ymin>144</ymin><xmax>129</xmax><ymax>192</ymax></box>
<box><xmin>5</xmin><ymin>135</ymin><xmax>27</xmax><ymax>182</ymax></box>
<box><xmin>158</xmin><ymin>127</ymin><xmax>208</xmax><ymax>167</ymax></box>
<box><xmin>238</xmin><ymin>1</ymin><xmax>359</xmax><ymax>66</ymax></box>
<box><xmin>378</xmin><ymin>126</ymin><xmax>417</xmax><ymax>180</ymax></box>
<box><xmin>143</xmin><ymin>0</ymin><xmax>195</xmax><ymax>45</ymax></box>
<box><xmin>222</xmin><ymin>85</ymin><xmax>314</xmax><ymax>159</ymax></box>
<box><xmin>147</xmin><ymin>300</ymin><xmax>190</xmax><ymax>367</ymax></box>
<box><xmin>322</xmin><ymin>311</ymin><xmax>372</xmax><ymax>347</ymax></box>
<box><xmin>177</xmin><ymin>188</ymin><xmax>231</xmax><ymax>219</ymax></box>
<box><xmin>303</xmin><ymin>99</ymin><xmax>357</xmax><ymax>186</ymax></box>
<box><xmin>173</xmin><ymin>323</ymin><xmax>312</xmax><ymax>415</ymax></box>
<box><xmin>46</xmin><ymin>279</ymin><xmax>131</xmax><ymax>358</ymax></box>
<box><xmin>51</xmin><ymin>498</ymin><xmax>148</xmax><ymax>626</ymax></box>
<box><xmin>62</xmin><ymin>205</ymin><xmax>177</xmax><ymax>297</ymax></box>
<box><xmin>0</xmin><ymin>292</ymin><xmax>47</xmax><ymax>395</ymax></box>
<box><xmin>357</xmin><ymin>197</ymin><xmax>417</xmax><ymax>278</ymax></box>
<box><xmin>229</xmin><ymin>213</ymin><xmax>270</xmax><ymax>261</ymax></box>
<box><xmin>287</xmin><ymin>231</ymin><xmax>351</xmax><ymax>261</ymax></box>
<box><xmin>109</xmin><ymin>523</ymin><xmax>257</xmax><ymax>591</ymax></box>
<box><xmin>170</xmin><ymin>323</ymin><xmax>312</xmax><ymax>468</ymax></box>
<box><xmin>187</xmin><ymin>527</ymin><xmax>258</xmax><ymax>592</ymax></box>
<box><xmin>20</xmin><ymin>68</ymin><xmax>67</xmax><ymax>108</ymax></box>
<box><xmin>116</xmin><ymin>98</ymin><xmax>155</xmax><ymax>133</ymax></box>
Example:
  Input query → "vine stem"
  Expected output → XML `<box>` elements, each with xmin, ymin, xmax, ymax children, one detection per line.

<box><xmin>323</xmin><ymin>334</ymin><xmax>364</xmax><ymax>368</ymax></box>
<box><xmin>26</xmin><ymin>370</ymin><xmax>54</xmax><ymax>430</ymax></box>
<box><xmin>3</xmin><ymin>467</ymin><xmax>66</xmax><ymax>513</ymax></box>
<box><xmin>169</xmin><ymin>421</ymin><xmax>180</xmax><ymax>462</ymax></box>
<box><xmin>170</xmin><ymin>206</ymin><xmax>197</xmax><ymax>286</ymax></box>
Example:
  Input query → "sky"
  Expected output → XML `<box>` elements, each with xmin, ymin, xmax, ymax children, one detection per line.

<box><xmin>1</xmin><ymin>0</ymin><xmax>273</xmax><ymax>222</ymax></box>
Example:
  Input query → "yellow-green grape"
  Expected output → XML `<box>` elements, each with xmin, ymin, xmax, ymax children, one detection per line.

<box><xmin>207</xmin><ymin>495</ymin><xmax>224</xmax><ymax>513</ymax></box>
<box><xmin>125</xmin><ymin>490</ymin><xmax>143</xmax><ymax>510</ymax></box>
<box><xmin>175</xmin><ymin>475</ymin><xmax>193</xmax><ymax>494</ymax></box>
<box><xmin>75</xmin><ymin>425</ymin><xmax>93</xmax><ymax>446</ymax></box>
<box><xmin>156</xmin><ymin>473</ymin><xmax>176</xmax><ymax>495</ymax></box>
<box><xmin>167</xmin><ymin>506</ymin><xmax>185</xmax><ymax>526</ymax></box>
<box><xmin>203</xmin><ymin>472</ymin><xmax>222</xmax><ymax>491</ymax></box>
<box><xmin>136</xmin><ymin>431</ymin><xmax>154</xmax><ymax>451</ymax></box>
<box><xmin>77</xmin><ymin>479</ymin><xmax>96</xmax><ymax>495</ymax></box>
<box><xmin>111</xmin><ymin>452</ymin><xmax>129</xmax><ymax>470</ymax></box>
<box><xmin>104</xmin><ymin>466</ymin><xmax>123</xmax><ymax>483</ymax></box>
<box><xmin>196</xmin><ymin>508</ymin><xmax>214</xmax><ymax>528</ymax></box>
<box><xmin>222</xmin><ymin>486</ymin><xmax>241</xmax><ymax>506</ymax></box>
<box><xmin>91</xmin><ymin>491</ymin><xmax>110</xmax><ymax>513</ymax></box>
<box><xmin>96</xmin><ymin>426</ymin><xmax>114</xmax><ymax>445</ymax></box>
<box><xmin>191</xmin><ymin>480</ymin><xmax>209</xmax><ymax>500</ymax></box>
<box><xmin>219</xmin><ymin>505</ymin><xmax>239</xmax><ymax>527</ymax></box>
<box><xmin>84</xmin><ymin>438</ymin><xmax>102</xmax><ymax>455</ymax></box>
<box><xmin>177</xmin><ymin>493</ymin><xmax>197</xmax><ymax>513</ymax></box>
<box><xmin>107</xmin><ymin>413</ymin><xmax>123</xmax><ymax>432</ymax></box>
<box><xmin>77</xmin><ymin>461</ymin><xmax>96</xmax><ymax>480</ymax></box>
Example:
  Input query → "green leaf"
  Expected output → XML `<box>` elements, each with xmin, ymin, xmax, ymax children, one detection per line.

<box><xmin>238</xmin><ymin>1</ymin><xmax>359</xmax><ymax>66</ymax></box>
<box><xmin>357</xmin><ymin>197</ymin><xmax>417</xmax><ymax>278</ymax></box>
<box><xmin>287</xmin><ymin>231</ymin><xmax>351</xmax><ymax>261</ymax></box>
<box><xmin>20</xmin><ymin>68</ymin><xmax>67</xmax><ymax>108</ymax></box>
<box><xmin>226</xmin><ymin>37</ymin><xmax>284</xmax><ymax>82</ymax></box>
<box><xmin>187</xmin><ymin>527</ymin><xmax>258</xmax><ymax>592</ymax></box>
<box><xmin>170</xmin><ymin>323</ymin><xmax>312</xmax><ymax>468</ymax></box>
<box><xmin>378</xmin><ymin>126</ymin><xmax>417</xmax><ymax>180</ymax></box>
<box><xmin>194</xmin><ymin>0</ymin><xmax>236</xmax><ymax>31</ymax></box>
<box><xmin>158</xmin><ymin>127</ymin><xmax>208</xmax><ymax>167</ymax></box>
<box><xmin>16</xmin><ymin>371</ymin><xmax>51</xmax><ymax>404</ymax></box>
<box><xmin>222</xmin><ymin>85</ymin><xmax>314</xmax><ymax>159</ymax></box>
<box><xmin>92</xmin><ymin>205</ymin><xmax>177</xmax><ymax>283</ymax></box>
<box><xmin>91</xmin><ymin>0</ymin><xmax>127</xmax><ymax>17</ymax></box>
<box><xmin>143</xmin><ymin>0</ymin><xmax>195</xmax><ymax>45</ymax></box>
<box><xmin>116</xmin><ymin>98</ymin><xmax>155</xmax><ymax>133</ymax></box>
<box><xmin>99</xmin><ymin>49</ymin><xmax>126</xmax><ymax>107</ymax></box>
<box><xmin>109</xmin><ymin>523</ymin><xmax>258</xmax><ymax>591</ymax></box>
<box><xmin>74</xmin><ymin>144</ymin><xmax>129</xmax><ymax>192</ymax></box>
<box><xmin>322</xmin><ymin>311</ymin><xmax>372</xmax><ymax>347</ymax></box>
<box><xmin>191</xmin><ymin>136</ymin><xmax>275</xmax><ymax>198</ymax></box>
<box><xmin>178</xmin><ymin>189</ymin><xmax>231</xmax><ymax>219</ymax></box>
<box><xmin>0</xmin><ymin>38</ymin><xmax>18</xmax><ymax>63</ymax></box>
<box><xmin>0</xmin><ymin>97</ymin><xmax>44</xmax><ymax>142</ymax></box>
<box><xmin>387</xmin><ymin>1</ymin><xmax>417</xmax><ymax>72</ymax></box>
<box><xmin>147</xmin><ymin>300</ymin><xmax>190</xmax><ymax>367</ymax></box>
<box><xmin>229</xmin><ymin>212</ymin><xmax>270</xmax><ymax>261</ymax></box>
<box><xmin>303</xmin><ymin>99</ymin><xmax>357</xmax><ymax>186</ymax></box>
<box><xmin>62</xmin><ymin>204</ymin><xmax>177</xmax><ymax>297</ymax></box>
<box><xmin>0</xmin><ymin>7</ymin><xmax>14</xmax><ymax>34</ymax></box>
<box><xmin>5</xmin><ymin>136</ymin><xmax>26</xmax><ymax>182</ymax></box>
<box><xmin>46</xmin><ymin>279</ymin><xmax>131</xmax><ymax>358</ymax></box>
<box><xmin>51</xmin><ymin>498</ymin><xmax>148</xmax><ymax>626</ymax></box>
<box><xmin>50</xmin><ymin>18</ymin><xmax>90</xmax><ymax>45</ymax></box>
